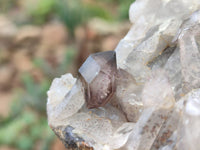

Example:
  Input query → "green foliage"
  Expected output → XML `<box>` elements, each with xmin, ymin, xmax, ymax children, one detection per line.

<box><xmin>29</xmin><ymin>0</ymin><xmax>56</xmax><ymax>24</ymax></box>
<box><xmin>0</xmin><ymin>112</ymin><xmax>55</xmax><ymax>150</ymax></box>
<box><xmin>28</xmin><ymin>0</ymin><xmax>113</xmax><ymax>35</ymax></box>
<box><xmin>19</xmin><ymin>74</ymin><xmax>50</xmax><ymax>113</ymax></box>
<box><xmin>83</xmin><ymin>3</ymin><xmax>113</xmax><ymax>21</ymax></box>
<box><xmin>1</xmin><ymin>0</ymin><xmax>133</xmax><ymax>34</ymax></box>
<box><xmin>95</xmin><ymin>0</ymin><xmax>135</xmax><ymax>20</ymax></box>
<box><xmin>19</xmin><ymin>0</ymin><xmax>133</xmax><ymax>36</ymax></box>
<box><xmin>0</xmin><ymin>47</ymin><xmax>76</xmax><ymax>149</ymax></box>
<box><xmin>17</xmin><ymin>135</ymin><xmax>33</xmax><ymax>150</ymax></box>
<box><xmin>55</xmin><ymin>0</ymin><xmax>112</xmax><ymax>35</ymax></box>
<box><xmin>0</xmin><ymin>112</ymin><xmax>36</xmax><ymax>145</ymax></box>
<box><xmin>55</xmin><ymin>0</ymin><xmax>85</xmax><ymax>35</ymax></box>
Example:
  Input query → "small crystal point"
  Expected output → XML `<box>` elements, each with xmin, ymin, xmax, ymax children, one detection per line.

<box><xmin>79</xmin><ymin>51</ymin><xmax>117</xmax><ymax>109</ymax></box>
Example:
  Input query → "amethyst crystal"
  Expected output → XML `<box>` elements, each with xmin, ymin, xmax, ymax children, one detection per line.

<box><xmin>79</xmin><ymin>51</ymin><xmax>117</xmax><ymax>109</ymax></box>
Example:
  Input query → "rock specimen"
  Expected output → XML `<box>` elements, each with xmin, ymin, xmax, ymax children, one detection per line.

<box><xmin>47</xmin><ymin>0</ymin><xmax>200</xmax><ymax>149</ymax></box>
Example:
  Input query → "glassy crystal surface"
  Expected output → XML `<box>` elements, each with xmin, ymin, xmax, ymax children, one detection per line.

<box><xmin>47</xmin><ymin>0</ymin><xmax>200</xmax><ymax>149</ymax></box>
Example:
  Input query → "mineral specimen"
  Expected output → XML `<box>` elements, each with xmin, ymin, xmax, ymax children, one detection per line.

<box><xmin>47</xmin><ymin>0</ymin><xmax>200</xmax><ymax>149</ymax></box>
<box><xmin>78</xmin><ymin>51</ymin><xmax>117</xmax><ymax>109</ymax></box>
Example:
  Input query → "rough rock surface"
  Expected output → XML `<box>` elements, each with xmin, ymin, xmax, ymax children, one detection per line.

<box><xmin>47</xmin><ymin>0</ymin><xmax>200</xmax><ymax>149</ymax></box>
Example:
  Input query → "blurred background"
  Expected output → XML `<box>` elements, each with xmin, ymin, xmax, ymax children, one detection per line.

<box><xmin>0</xmin><ymin>0</ymin><xmax>133</xmax><ymax>149</ymax></box>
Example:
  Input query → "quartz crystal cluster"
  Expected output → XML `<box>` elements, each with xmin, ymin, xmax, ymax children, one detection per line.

<box><xmin>47</xmin><ymin>0</ymin><xmax>200</xmax><ymax>149</ymax></box>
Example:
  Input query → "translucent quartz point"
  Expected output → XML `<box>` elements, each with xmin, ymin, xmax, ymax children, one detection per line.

<box><xmin>79</xmin><ymin>51</ymin><xmax>117</xmax><ymax>109</ymax></box>
<box><xmin>178</xmin><ymin>13</ymin><xmax>200</xmax><ymax>92</ymax></box>
<box><xmin>47</xmin><ymin>74</ymin><xmax>85</xmax><ymax>127</ymax></box>
<box><xmin>164</xmin><ymin>48</ymin><xmax>182</xmax><ymax>99</ymax></box>
<box><xmin>115</xmin><ymin>69</ymin><xmax>143</xmax><ymax>122</ymax></box>
<box><xmin>179</xmin><ymin>27</ymin><xmax>200</xmax><ymax>92</ymax></box>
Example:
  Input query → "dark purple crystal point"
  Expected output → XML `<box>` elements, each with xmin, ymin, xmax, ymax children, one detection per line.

<box><xmin>79</xmin><ymin>51</ymin><xmax>117</xmax><ymax>109</ymax></box>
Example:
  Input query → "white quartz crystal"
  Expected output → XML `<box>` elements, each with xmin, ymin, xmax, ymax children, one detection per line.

<box><xmin>47</xmin><ymin>74</ymin><xmax>85</xmax><ymax>126</ymax></box>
